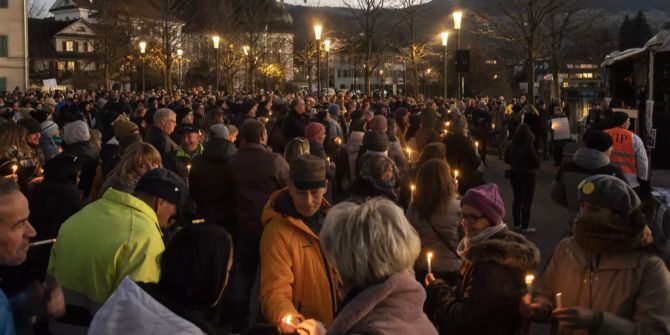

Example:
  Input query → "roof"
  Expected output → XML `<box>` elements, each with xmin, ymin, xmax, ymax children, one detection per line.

<box><xmin>49</xmin><ymin>0</ymin><xmax>95</xmax><ymax>12</ymax></box>
<box><xmin>602</xmin><ymin>21</ymin><xmax>670</xmax><ymax>67</ymax></box>
<box><xmin>28</xmin><ymin>18</ymin><xmax>94</xmax><ymax>59</ymax></box>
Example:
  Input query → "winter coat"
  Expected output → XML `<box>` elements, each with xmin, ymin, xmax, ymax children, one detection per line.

<box><xmin>144</xmin><ymin>127</ymin><xmax>179</xmax><ymax>164</ymax></box>
<box><xmin>504</xmin><ymin>141</ymin><xmax>540</xmax><ymax>173</ymax></box>
<box><xmin>407</xmin><ymin>199</ymin><xmax>462</xmax><ymax>273</ymax></box>
<box><xmin>425</xmin><ymin>228</ymin><xmax>540</xmax><ymax>335</ymax></box>
<box><xmin>63</xmin><ymin>141</ymin><xmax>99</xmax><ymax>199</ymax></box>
<box><xmin>282</xmin><ymin>110</ymin><xmax>307</xmax><ymax>142</ymax></box>
<box><xmin>189</xmin><ymin>138</ymin><xmax>237</xmax><ymax>230</ymax></box>
<box><xmin>164</xmin><ymin>145</ymin><xmax>203</xmax><ymax>180</ymax></box>
<box><xmin>227</xmin><ymin>143</ymin><xmax>289</xmax><ymax>238</ymax></box>
<box><xmin>48</xmin><ymin>188</ymin><xmax>164</xmax><ymax>334</ymax></box>
<box><xmin>532</xmin><ymin>238</ymin><xmax>670</xmax><ymax>335</ymax></box>
<box><xmin>259</xmin><ymin>189</ymin><xmax>338</xmax><ymax>326</ymax></box>
<box><xmin>550</xmin><ymin>148</ymin><xmax>625</xmax><ymax>231</ymax></box>
<box><xmin>328</xmin><ymin>272</ymin><xmax>438</xmax><ymax>335</ymax></box>
<box><xmin>643</xmin><ymin>196</ymin><xmax>670</xmax><ymax>269</ymax></box>
<box><xmin>39</xmin><ymin>135</ymin><xmax>60</xmax><ymax>162</ymax></box>
<box><xmin>89</xmin><ymin>277</ymin><xmax>213</xmax><ymax>335</ymax></box>
<box><xmin>347</xmin><ymin>131</ymin><xmax>365</xmax><ymax>181</ymax></box>
<box><xmin>388</xmin><ymin>139</ymin><xmax>408</xmax><ymax>171</ymax></box>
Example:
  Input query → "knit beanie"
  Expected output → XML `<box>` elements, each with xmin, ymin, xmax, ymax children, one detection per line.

<box><xmin>461</xmin><ymin>184</ymin><xmax>505</xmax><ymax>225</ymax></box>
<box><xmin>362</xmin><ymin>130</ymin><xmax>389</xmax><ymax>153</ymax></box>
<box><xmin>209</xmin><ymin>124</ymin><xmax>230</xmax><ymax>139</ymax></box>
<box><xmin>611</xmin><ymin>111</ymin><xmax>629</xmax><ymax>127</ymax></box>
<box><xmin>368</xmin><ymin>115</ymin><xmax>388</xmax><ymax>132</ymax></box>
<box><xmin>577</xmin><ymin>175</ymin><xmax>640</xmax><ymax>215</ymax></box>
<box><xmin>19</xmin><ymin>117</ymin><xmax>41</xmax><ymax>134</ymax></box>
<box><xmin>40</xmin><ymin>120</ymin><xmax>59</xmax><ymax>138</ymax></box>
<box><xmin>114</xmin><ymin>119</ymin><xmax>139</xmax><ymax>142</ymax></box>
<box><xmin>305</xmin><ymin>122</ymin><xmax>326</xmax><ymax>141</ymax></box>
<box><xmin>176</xmin><ymin>107</ymin><xmax>193</xmax><ymax>123</ymax></box>
<box><xmin>583</xmin><ymin>130</ymin><xmax>613</xmax><ymax>152</ymax></box>
<box><xmin>63</xmin><ymin>120</ymin><xmax>90</xmax><ymax>145</ymax></box>
<box><xmin>328</xmin><ymin>104</ymin><xmax>340</xmax><ymax>116</ymax></box>
<box><xmin>31</xmin><ymin>109</ymin><xmax>49</xmax><ymax>123</ymax></box>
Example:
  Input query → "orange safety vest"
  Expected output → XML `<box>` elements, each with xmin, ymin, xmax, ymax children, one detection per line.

<box><xmin>604</xmin><ymin>127</ymin><xmax>637</xmax><ymax>175</ymax></box>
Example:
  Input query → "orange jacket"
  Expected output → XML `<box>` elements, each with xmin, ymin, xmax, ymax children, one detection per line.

<box><xmin>259</xmin><ymin>189</ymin><xmax>338</xmax><ymax>326</ymax></box>
<box><xmin>605</xmin><ymin>127</ymin><xmax>637</xmax><ymax>175</ymax></box>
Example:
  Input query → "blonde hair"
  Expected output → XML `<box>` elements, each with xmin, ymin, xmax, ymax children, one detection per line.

<box><xmin>320</xmin><ymin>198</ymin><xmax>421</xmax><ymax>289</ymax></box>
<box><xmin>107</xmin><ymin>142</ymin><xmax>162</xmax><ymax>187</ymax></box>
<box><xmin>0</xmin><ymin>123</ymin><xmax>31</xmax><ymax>159</ymax></box>
<box><xmin>283</xmin><ymin>137</ymin><xmax>310</xmax><ymax>165</ymax></box>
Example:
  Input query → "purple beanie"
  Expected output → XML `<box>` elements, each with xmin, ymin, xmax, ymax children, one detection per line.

<box><xmin>461</xmin><ymin>184</ymin><xmax>505</xmax><ymax>225</ymax></box>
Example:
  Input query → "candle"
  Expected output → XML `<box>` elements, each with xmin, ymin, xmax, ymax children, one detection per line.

<box><xmin>475</xmin><ymin>141</ymin><xmax>479</xmax><ymax>152</ymax></box>
<box><xmin>11</xmin><ymin>164</ymin><xmax>18</xmax><ymax>176</ymax></box>
<box><xmin>410</xmin><ymin>184</ymin><xmax>416</xmax><ymax>203</ymax></box>
<box><xmin>454</xmin><ymin>170</ymin><xmax>459</xmax><ymax>179</ymax></box>
<box><xmin>446</xmin><ymin>121</ymin><xmax>451</xmax><ymax>127</ymax></box>
<box><xmin>524</xmin><ymin>274</ymin><xmax>535</xmax><ymax>291</ymax></box>
<box><xmin>555</xmin><ymin>292</ymin><xmax>562</xmax><ymax>309</ymax></box>
<box><xmin>326</xmin><ymin>157</ymin><xmax>331</xmax><ymax>165</ymax></box>
<box><xmin>282</xmin><ymin>315</ymin><xmax>294</xmax><ymax>326</ymax></box>
<box><xmin>405</xmin><ymin>148</ymin><xmax>412</xmax><ymax>161</ymax></box>
<box><xmin>29</xmin><ymin>238</ymin><xmax>56</xmax><ymax>247</ymax></box>
<box><xmin>334</xmin><ymin>137</ymin><xmax>342</xmax><ymax>145</ymax></box>
<box><xmin>492</xmin><ymin>123</ymin><xmax>496</xmax><ymax>130</ymax></box>
<box><xmin>427</xmin><ymin>251</ymin><xmax>433</xmax><ymax>275</ymax></box>
<box><xmin>187</xmin><ymin>164</ymin><xmax>192</xmax><ymax>174</ymax></box>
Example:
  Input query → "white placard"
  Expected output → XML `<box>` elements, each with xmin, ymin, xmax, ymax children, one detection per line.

<box><xmin>42</xmin><ymin>79</ymin><xmax>58</xmax><ymax>91</ymax></box>
<box><xmin>551</xmin><ymin>117</ymin><xmax>571</xmax><ymax>141</ymax></box>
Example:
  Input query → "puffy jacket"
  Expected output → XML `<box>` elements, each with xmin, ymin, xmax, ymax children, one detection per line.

<box><xmin>532</xmin><ymin>238</ymin><xmax>670</xmax><ymax>335</ymax></box>
<box><xmin>89</xmin><ymin>277</ymin><xmax>211</xmax><ymax>335</ymax></box>
<box><xmin>407</xmin><ymin>199</ymin><xmax>462</xmax><ymax>273</ymax></box>
<box><xmin>259</xmin><ymin>189</ymin><xmax>338</xmax><ymax>326</ymax></box>
<box><xmin>48</xmin><ymin>188</ymin><xmax>164</xmax><ymax>334</ymax></box>
<box><xmin>425</xmin><ymin>228</ymin><xmax>540</xmax><ymax>335</ymax></box>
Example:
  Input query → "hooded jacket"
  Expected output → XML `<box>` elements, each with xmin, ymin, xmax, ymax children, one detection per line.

<box><xmin>259</xmin><ymin>189</ymin><xmax>338</xmax><ymax>326</ymax></box>
<box><xmin>89</xmin><ymin>277</ymin><xmax>211</xmax><ymax>335</ymax></box>
<box><xmin>328</xmin><ymin>272</ymin><xmax>438</xmax><ymax>335</ymax></box>
<box><xmin>425</xmin><ymin>228</ymin><xmax>540</xmax><ymax>335</ymax></box>
<box><xmin>189</xmin><ymin>138</ymin><xmax>237</xmax><ymax>229</ymax></box>
<box><xmin>532</xmin><ymin>238</ymin><xmax>670</xmax><ymax>335</ymax></box>
<box><xmin>550</xmin><ymin>148</ymin><xmax>624</xmax><ymax>231</ymax></box>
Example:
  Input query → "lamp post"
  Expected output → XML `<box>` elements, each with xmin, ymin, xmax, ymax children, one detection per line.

<box><xmin>212</xmin><ymin>35</ymin><xmax>220</xmax><ymax>91</ymax></box>
<box><xmin>139</xmin><ymin>41</ymin><xmax>146</xmax><ymax>92</ymax></box>
<box><xmin>453</xmin><ymin>11</ymin><xmax>463</xmax><ymax>98</ymax></box>
<box><xmin>379</xmin><ymin>69</ymin><xmax>384</xmax><ymax>95</ymax></box>
<box><xmin>440</xmin><ymin>32</ymin><xmax>449</xmax><ymax>99</ymax></box>
<box><xmin>177</xmin><ymin>48</ymin><xmax>183</xmax><ymax>89</ymax></box>
<box><xmin>314</xmin><ymin>24</ymin><xmax>322</xmax><ymax>96</ymax></box>
<box><xmin>324</xmin><ymin>39</ymin><xmax>331</xmax><ymax>91</ymax></box>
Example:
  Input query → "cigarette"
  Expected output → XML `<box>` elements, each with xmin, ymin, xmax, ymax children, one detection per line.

<box><xmin>29</xmin><ymin>239</ymin><xmax>56</xmax><ymax>247</ymax></box>
<box><xmin>556</xmin><ymin>292</ymin><xmax>562</xmax><ymax>308</ymax></box>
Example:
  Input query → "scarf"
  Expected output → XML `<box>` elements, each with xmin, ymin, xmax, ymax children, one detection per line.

<box><xmin>573</xmin><ymin>212</ymin><xmax>652</xmax><ymax>254</ymax></box>
<box><xmin>456</xmin><ymin>224</ymin><xmax>508</xmax><ymax>257</ymax></box>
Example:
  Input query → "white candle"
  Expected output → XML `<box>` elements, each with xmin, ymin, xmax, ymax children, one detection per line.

<box><xmin>29</xmin><ymin>238</ymin><xmax>56</xmax><ymax>247</ymax></box>
<box><xmin>525</xmin><ymin>274</ymin><xmax>535</xmax><ymax>291</ymax></box>
<box><xmin>406</xmin><ymin>148</ymin><xmax>412</xmax><ymax>161</ymax></box>
<box><xmin>11</xmin><ymin>164</ymin><xmax>18</xmax><ymax>176</ymax></box>
<box><xmin>556</xmin><ymin>292</ymin><xmax>563</xmax><ymax>309</ymax></box>
<box><xmin>187</xmin><ymin>164</ymin><xmax>192</xmax><ymax>174</ymax></box>
<box><xmin>454</xmin><ymin>170</ymin><xmax>459</xmax><ymax>179</ymax></box>
<box><xmin>475</xmin><ymin>141</ymin><xmax>479</xmax><ymax>152</ymax></box>
<box><xmin>282</xmin><ymin>315</ymin><xmax>294</xmax><ymax>326</ymax></box>
<box><xmin>410</xmin><ymin>184</ymin><xmax>416</xmax><ymax>203</ymax></box>
<box><xmin>427</xmin><ymin>251</ymin><xmax>433</xmax><ymax>275</ymax></box>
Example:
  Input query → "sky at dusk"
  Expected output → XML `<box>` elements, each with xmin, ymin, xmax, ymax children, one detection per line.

<box><xmin>36</xmin><ymin>0</ymin><xmax>350</xmax><ymax>13</ymax></box>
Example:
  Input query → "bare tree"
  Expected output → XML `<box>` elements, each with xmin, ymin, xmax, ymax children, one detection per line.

<box><xmin>344</xmin><ymin>0</ymin><xmax>397</xmax><ymax>95</ymax></box>
<box><xmin>474</xmin><ymin>0</ymin><xmax>561</xmax><ymax>104</ymax></box>
<box><xmin>397</xmin><ymin>0</ymin><xmax>437</xmax><ymax>98</ymax></box>
<box><xmin>28</xmin><ymin>0</ymin><xmax>47</xmax><ymax>18</ymax></box>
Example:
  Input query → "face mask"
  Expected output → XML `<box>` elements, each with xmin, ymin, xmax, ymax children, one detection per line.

<box><xmin>52</xmin><ymin>136</ymin><xmax>63</xmax><ymax>146</ymax></box>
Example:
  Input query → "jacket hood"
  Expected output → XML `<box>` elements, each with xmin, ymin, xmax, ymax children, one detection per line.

<box><xmin>573</xmin><ymin>148</ymin><xmax>610</xmax><ymax>169</ymax></box>
<box><xmin>201</xmin><ymin>138</ymin><xmax>237</xmax><ymax>163</ymax></box>
<box><xmin>464</xmin><ymin>229</ymin><xmax>540</xmax><ymax>272</ymax></box>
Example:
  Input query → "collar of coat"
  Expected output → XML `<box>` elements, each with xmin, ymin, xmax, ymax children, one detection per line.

<box><xmin>261</xmin><ymin>188</ymin><xmax>330</xmax><ymax>240</ymax></box>
<box><xmin>462</xmin><ymin>229</ymin><xmax>540</xmax><ymax>272</ymax></box>
<box><xmin>101</xmin><ymin>188</ymin><xmax>162</xmax><ymax>237</ymax></box>
<box><xmin>175</xmin><ymin>144</ymin><xmax>203</xmax><ymax>159</ymax></box>
<box><xmin>564</xmin><ymin>238</ymin><xmax>641</xmax><ymax>270</ymax></box>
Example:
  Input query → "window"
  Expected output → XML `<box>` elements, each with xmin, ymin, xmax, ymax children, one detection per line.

<box><xmin>0</xmin><ymin>35</ymin><xmax>7</xmax><ymax>57</ymax></box>
<box><xmin>575</xmin><ymin>73</ymin><xmax>593</xmax><ymax>79</ymax></box>
<box><xmin>74</xmin><ymin>41</ymin><xmax>79</xmax><ymax>52</ymax></box>
<box><xmin>57</xmin><ymin>62</ymin><xmax>65</xmax><ymax>71</ymax></box>
<box><xmin>0</xmin><ymin>0</ymin><xmax>7</xmax><ymax>8</ymax></box>
<box><xmin>66</xmin><ymin>61</ymin><xmax>76</xmax><ymax>71</ymax></box>
<box><xmin>485</xmin><ymin>59</ymin><xmax>497</xmax><ymax>65</ymax></box>
<box><xmin>65</xmin><ymin>41</ymin><xmax>74</xmax><ymax>52</ymax></box>
<box><xmin>0</xmin><ymin>78</ymin><xmax>6</xmax><ymax>92</ymax></box>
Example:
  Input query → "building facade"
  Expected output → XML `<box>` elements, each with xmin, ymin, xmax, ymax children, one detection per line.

<box><xmin>0</xmin><ymin>0</ymin><xmax>28</xmax><ymax>91</ymax></box>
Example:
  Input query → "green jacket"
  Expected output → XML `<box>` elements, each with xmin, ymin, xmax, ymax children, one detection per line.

<box><xmin>48</xmin><ymin>188</ymin><xmax>164</xmax><ymax>306</ymax></box>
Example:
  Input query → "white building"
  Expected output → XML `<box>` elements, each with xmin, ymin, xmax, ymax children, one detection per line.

<box><xmin>49</xmin><ymin>0</ymin><xmax>95</xmax><ymax>22</ymax></box>
<box><xmin>0</xmin><ymin>0</ymin><xmax>28</xmax><ymax>91</ymax></box>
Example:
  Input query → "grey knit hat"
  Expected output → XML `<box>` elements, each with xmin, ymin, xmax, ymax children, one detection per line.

<box><xmin>63</xmin><ymin>120</ymin><xmax>90</xmax><ymax>145</ymax></box>
<box><xmin>577</xmin><ymin>175</ymin><xmax>641</xmax><ymax>214</ymax></box>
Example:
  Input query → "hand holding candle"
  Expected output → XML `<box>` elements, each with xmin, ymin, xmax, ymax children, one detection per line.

<box><xmin>426</xmin><ymin>251</ymin><xmax>433</xmax><ymax>275</ymax></box>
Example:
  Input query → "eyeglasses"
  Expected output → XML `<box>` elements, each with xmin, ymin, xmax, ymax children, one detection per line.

<box><xmin>458</xmin><ymin>212</ymin><xmax>485</xmax><ymax>222</ymax></box>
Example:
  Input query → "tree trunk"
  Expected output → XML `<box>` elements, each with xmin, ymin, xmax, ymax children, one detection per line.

<box><xmin>411</xmin><ymin>45</ymin><xmax>419</xmax><ymax>98</ymax></box>
<box><xmin>527</xmin><ymin>50</ymin><xmax>535</xmax><ymax>105</ymax></box>
<box><xmin>365</xmin><ymin>69</ymin><xmax>371</xmax><ymax>95</ymax></box>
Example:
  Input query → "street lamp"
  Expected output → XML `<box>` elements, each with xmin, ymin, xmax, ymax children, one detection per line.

<box><xmin>139</xmin><ymin>41</ymin><xmax>147</xmax><ymax>92</ymax></box>
<box><xmin>440</xmin><ymin>32</ymin><xmax>449</xmax><ymax>99</ymax></box>
<box><xmin>177</xmin><ymin>48</ymin><xmax>183</xmax><ymax>89</ymax></box>
<box><xmin>453</xmin><ymin>10</ymin><xmax>463</xmax><ymax>98</ymax></box>
<box><xmin>314</xmin><ymin>24</ymin><xmax>322</xmax><ymax>96</ymax></box>
<box><xmin>324</xmin><ymin>39</ymin><xmax>331</xmax><ymax>90</ymax></box>
<box><xmin>212</xmin><ymin>35</ymin><xmax>220</xmax><ymax>91</ymax></box>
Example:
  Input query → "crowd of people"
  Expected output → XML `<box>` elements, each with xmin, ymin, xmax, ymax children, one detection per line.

<box><xmin>0</xmin><ymin>86</ymin><xmax>668</xmax><ymax>335</ymax></box>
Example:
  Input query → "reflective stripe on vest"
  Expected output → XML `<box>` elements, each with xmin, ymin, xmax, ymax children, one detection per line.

<box><xmin>604</xmin><ymin>128</ymin><xmax>637</xmax><ymax>175</ymax></box>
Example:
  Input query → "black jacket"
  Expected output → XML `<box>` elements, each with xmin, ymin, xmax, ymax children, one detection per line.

<box><xmin>504</xmin><ymin>141</ymin><xmax>540</xmax><ymax>173</ymax></box>
<box><xmin>425</xmin><ymin>229</ymin><xmax>540</xmax><ymax>335</ymax></box>
<box><xmin>282</xmin><ymin>110</ymin><xmax>307</xmax><ymax>142</ymax></box>
<box><xmin>144</xmin><ymin>127</ymin><xmax>179</xmax><ymax>164</ymax></box>
<box><xmin>63</xmin><ymin>141</ymin><xmax>99</xmax><ymax>199</ymax></box>
<box><xmin>443</xmin><ymin>134</ymin><xmax>484</xmax><ymax>194</ymax></box>
<box><xmin>189</xmin><ymin>138</ymin><xmax>238</xmax><ymax>230</ymax></box>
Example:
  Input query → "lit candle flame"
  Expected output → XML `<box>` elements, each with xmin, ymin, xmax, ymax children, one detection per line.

<box><xmin>334</xmin><ymin>137</ymin><xmax>342</xmax><ymax>145</ymax></box>
<box><xmin>282</xmin><ymin>315</ymin><xmax>294</xmax><ymax>326</ymax></box>
<box><xmin>427</xmin><ymin>251</ymin><xmax>433</xmax><ymax>274</ymax></box>
<box><xmin>405</xmin><ymin>148</ymin><xmax>412</xmax><ymax>161</ymax></box>
<box><xmin>475</xmin><ymin>141</ymin><xmax>479</xmax><ymax>151</ymax></box>
<box><xmin>410</xmin><ymin>184</ymin><xmax>416</xmax><ymax>203</ymax></box>
<box><xmin>525</xmin><ymin>274</ymin><xmax>535</xmax><ymax>288</ymax></box>
<box><xmin>454</xmin><ymin>170</ymin><xmax>459</xmax><ymax>179</ymax></box>
<box><xmin>187</xmin><ymin>164</ymin><xmax>192</xmax><ymax>174</ymax></box>
<box><xmin>11</xmin><ymin>164</ymin><xmax>18</xmax><ymax>176</ymax></box>
<box><xmin>492</xmin><ymin>123</ymin><xmax>496</xmax><ymax>130</ymax></box>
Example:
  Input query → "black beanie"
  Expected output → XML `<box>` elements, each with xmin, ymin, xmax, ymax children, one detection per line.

<box><xmin>583</xmin><ymin>130</ymin><xmax>613</xmax><ymax>152</ymax></box>
<box><xmin>19</xmin><ymin>117</ymin><xmax>42</xmax><ymax>134</ymax></box>
<box><xmin>611</xmin><ymin>111</ymin><xmax>629</xmax><ymax>127</ymax></box>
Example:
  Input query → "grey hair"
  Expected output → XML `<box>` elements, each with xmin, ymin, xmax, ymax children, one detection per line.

<box><xmin>0</xmin><ymin>179</ymin><xmax>19</xmax><ymax>198</ymax></box>
<box><xmin>154</xmin><ymin>108</ymin><xmax>175</xmax><ymax>127</ymax></box>
<box><xmin>319</xmin><ymin>198</ymin><xmax>421</xmax><ymax>289</ymax></box>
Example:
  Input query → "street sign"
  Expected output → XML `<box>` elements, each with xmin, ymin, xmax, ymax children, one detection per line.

<box><xmin>647</xmin><ymin>128</ymin><xmax>657</xmax><ymax>149</ymax></box>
